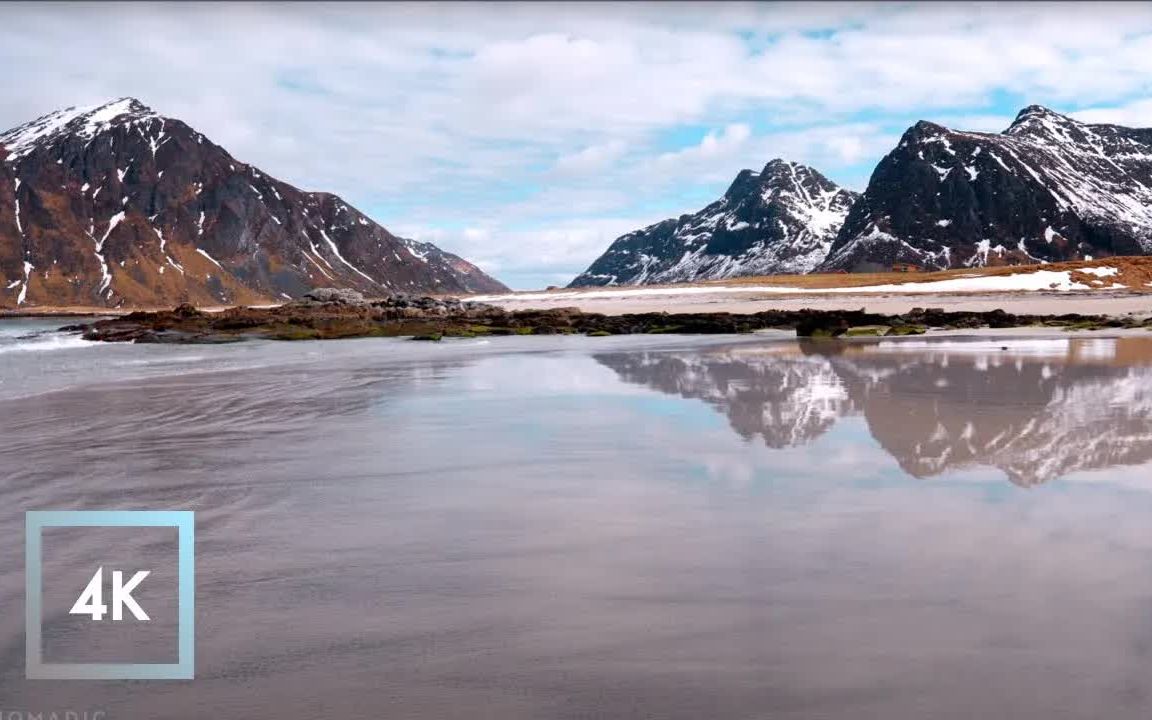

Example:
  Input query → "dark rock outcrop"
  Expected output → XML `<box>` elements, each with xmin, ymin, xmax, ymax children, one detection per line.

<box><xmin>70</xmin><ymin>295</ymin><xmax>1143</xmax><ymax>345</ymax></box>
<box><xmin>301</xmin><ymin>288</ymin><xmax>369</xmax><ymax>306</ymax></box>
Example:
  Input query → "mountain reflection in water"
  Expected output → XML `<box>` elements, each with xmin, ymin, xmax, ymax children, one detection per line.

<box><xmin>596</xmin><ymin>336</ymin><xmax>1152</xmax><ymax>487</ymax></box>
<box><xmin>7</xmin><ymin>331</ymin><xmax>1152</xmax><ymax>719</ymax></box>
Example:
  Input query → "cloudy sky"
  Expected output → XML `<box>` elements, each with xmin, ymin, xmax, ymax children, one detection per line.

<box><xmin>4</xmin><ymin>2</ymin><xmax>1152</xmax><ymax>288</ymax></box>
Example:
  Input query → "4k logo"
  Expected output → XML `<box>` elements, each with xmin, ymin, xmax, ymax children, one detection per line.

<box><xmin>25</xmin><ymin>510</ymin><xmax>195</xmax><ymax>680</ymax></box>
<box><xmin>70</xmin><ymin>567</ymin><xmax>152</xmax><ymax>622</ymax></box>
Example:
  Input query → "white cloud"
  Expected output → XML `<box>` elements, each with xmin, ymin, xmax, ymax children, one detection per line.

<box><xmin>3</xmin><ymin>2</ymin><xmax>1152</xmax><ymax>288</ymax></box>
<box><xmin>668</xmin><ymin>124</ymin><xmax>751</xmax><ymax>160</ymax></box>
<box><xmin>637</xmin><ymin>123</ymin><xmax>896</xmax><ymax>191</ymax></box>
<box><xmin>643</xmin><ymin>123</ymin><xmax>752</xmax><ymax>181</ymax></box>
<box><xmin>396</xmin><ymin>215</ymin><xmax>662</xmax><ymax>283</ymax></box>
<box><xmin>931</xmin><ymin>113</ymin><xmax>1016</xmax><ymax>133</ymax></box>
<box><xmin>553</xmin><ymin>140</ymin><xmax>629</xmax><ymax>176</ymax></box>
<box><xmin>755</xmin><ymin>125</ymin><xmax>899</xmax><ymax>175</ymax></box>
<box><xmin>1071</xmin><ymin>98</ymin><xmax>1152</xmax><ymax>126</ymax></box>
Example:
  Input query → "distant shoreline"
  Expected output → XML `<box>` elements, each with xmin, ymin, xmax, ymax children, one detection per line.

<box><xmin>4</xmin><ymin>289</ymin><xmax>1151</xmax><ymax>323</ymax></box>
<box><xmin>477</xmin><ymin>288</ymin><xmax>1152</xmax><ymax>320</ymax></box>
<box><xmin>0</xmin><ymin>303</ymin><xmax>283</xmax><ymax>319</ymax></box>
<box><xmin>6</xmin><ymin>257</ymin><xmax>1151</xmax><ymax>321</ymax></box>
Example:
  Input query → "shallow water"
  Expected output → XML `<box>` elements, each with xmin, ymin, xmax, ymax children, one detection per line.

<box><xmin>3</xmin><ymin>322</ymin><xmax>1152</xmax><ymax>719</ymax></box>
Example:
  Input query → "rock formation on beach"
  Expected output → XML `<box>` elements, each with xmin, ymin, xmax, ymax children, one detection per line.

<box><xmin>71</xmin><ymin>288</ymin><xmax>1143</xmax><ymax>345</ymax></box>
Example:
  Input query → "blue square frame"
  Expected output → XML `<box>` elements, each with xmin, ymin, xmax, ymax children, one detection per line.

<box><xmin>25</xmin><ymin>510</ymin><xmax>195</xmax><ymax>680</ymax></box>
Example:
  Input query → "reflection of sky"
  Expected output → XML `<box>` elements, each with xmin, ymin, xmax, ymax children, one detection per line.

<box><xmin>353</xmin><ymin>347</ymin><xmax>1152</xmax><ymax>718</ymax></box>
<box><xmin>8</xmin><ymin>336</ymin><xmax>1152</xmax><ymax>718</ymax></box>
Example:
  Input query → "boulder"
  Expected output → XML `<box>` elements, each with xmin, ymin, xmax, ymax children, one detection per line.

<box><xmin>172</xmin><ymin>303</ymin><xmax>202</xmax><ymax>318</ymax></box>
<box><xmin>796</xmin><ymin>316</ymin><xmax>850</xmax><ymax>337</ymax></box>
<box><xmin>302</xmin><ymin>288</ymin><xmax>368</xmax><ymax>306</ymax></box>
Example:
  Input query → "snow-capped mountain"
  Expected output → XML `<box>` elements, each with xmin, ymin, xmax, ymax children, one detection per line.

<box><xmin>821</xmin><ymin>106</ymin><xmax>1152</xmax><ymax>271</ymax></box>
<box><xmin>569</xmin><ymin>160</ymin><xmax>858</xmax><ymax>287</ymax></box>
<box><xmin>0</xmin><ymin>98</ymin><xmax>507</xmax><ymax>308</ymax></box>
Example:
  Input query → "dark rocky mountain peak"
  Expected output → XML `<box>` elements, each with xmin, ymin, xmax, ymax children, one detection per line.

<box><xmin>906</xmin><ymin>119</ymin><xmax>949</xmax><ymax>138</ymax></box>
<box><xmin>821</xmin><ymin>105</ymin><xmax>1152</xmax><ymax>272</ymax></box>
<box><xmin>1006</xmin><ymin>104</ymin><xmax>1071</xmax><ymax>131</ymax></box>
<box><xmin>0</xmin><ymin>98</ymin><xmax>506</xmax><ymax>308</ymax></box>
<box><xmin>0</xmin><ymin>98</ymin><xmax>159</xmax><ymax>163</ymax></box>
<box><xmin>569</xmin><ymin>159</ymin><xmax>858</xmax><ymax>287</ymax></box>
<box><xmin>723</xmin><ymin>167</ymin><xmax>763</xmax><ymax>199</ymax></box>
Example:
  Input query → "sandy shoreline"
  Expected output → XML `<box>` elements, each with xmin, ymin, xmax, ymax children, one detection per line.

<box><xmin>478</xmin><ymin>289</ymin><xmax>1152</xmax><ymax>318</ymax></box>
<box><xmin>0</xmin><ymin>303</ymin><xmax>280</xmax><ymax>319</ymax></box>
<box><xmin>3</xmin><ymin>289</ymin><xmax>1151</xmax><ymax>322</ymax></box>
<box><xmin>5</xmin><ymin>258</ymin><xmax>1152</xmax><ymax>321</ymax></box>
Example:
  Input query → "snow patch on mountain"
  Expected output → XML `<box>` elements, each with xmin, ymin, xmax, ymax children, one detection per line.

<box><xmin>0</xmin><ymin>98</ymin><xmax>157</xmax><ymax>162</ymax></box>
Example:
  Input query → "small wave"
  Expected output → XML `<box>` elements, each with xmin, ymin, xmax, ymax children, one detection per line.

<box><xmin>114</xmin><ymin>355</ymin><xmax>208</xmax><ymax>367</ymax></box>
<box><xmin>0</xmin><ymin>327</ymin><xmax>56</xmax><ymax>339</ymax></box>
<box><xmin>0</xmin><ymin>333</ymin><xmax>102</xmax><ymax>354</ymax></box>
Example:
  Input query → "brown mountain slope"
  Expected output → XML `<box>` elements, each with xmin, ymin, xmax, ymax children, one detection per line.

<box><xmin>0</xmin><ymin>98</ymin><xmax>507</xmax><ymax>308</ymax></box>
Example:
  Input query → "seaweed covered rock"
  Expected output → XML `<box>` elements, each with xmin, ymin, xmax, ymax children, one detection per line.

<box><xmin>69</xmin><ymin>298</ymin><xmax>1138</xmax><ymax>344</ymax></box>
<box><xmin>796</xmin><ymin>316</ymin><xmax>850</xmax><ymax>338</ymax></box>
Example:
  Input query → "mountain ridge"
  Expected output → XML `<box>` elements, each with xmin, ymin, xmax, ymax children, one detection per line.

<box><xmin>569</xmin><ymin>159</ymin><xmax>858</xmax><ymax>287</ymax></box>
<box><xmin>0</xmin><ymin>97</ymin><xmax>507</xmax><ymax>308</ymax></box>
<box><xmin>821</xmin><ymin>104</ymin><xmax>1152</xmax><ymax>271</ymax></box>
<box><xmin>573</xmin><ymin>105</ymin><xmax>1152</xmax><ymax>285</ymax></box>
